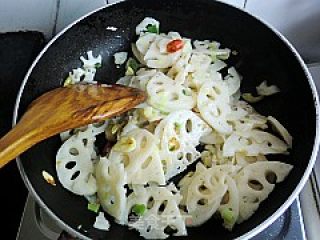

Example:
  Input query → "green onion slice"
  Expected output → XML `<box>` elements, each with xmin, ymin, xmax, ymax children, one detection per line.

<box><xmin>88</xmin><ymin>202</ymin><xmax>100</xmax><ymax>213</ymax></box>
<box><xmin>132</xmin><ymin>204</ymin><xmax>146</xmax><ymax>216</ymax></box>
<box><xmin>146</xmin><ymin>24</ymin><xmax>159</xmax><ymax>34</ymax></box>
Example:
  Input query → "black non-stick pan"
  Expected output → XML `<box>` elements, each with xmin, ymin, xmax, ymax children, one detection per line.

<box><xmin>14</xmin><ymin>0</ymin><xmax>319</xmax><ymax>239</ymax></box>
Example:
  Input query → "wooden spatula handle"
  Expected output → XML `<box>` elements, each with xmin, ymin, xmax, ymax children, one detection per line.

<box><xmin>0</xmin><ymin>84</ymin><xmax>146</xmax><ymax>169</ymax></box>
<box><xmin>0</xmin><ymin>121</ymin><xmax>40</xmax><ymax>168</ymax></box>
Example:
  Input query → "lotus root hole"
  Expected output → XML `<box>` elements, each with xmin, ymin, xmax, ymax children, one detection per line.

<box><xmin>265</xmin><ymin>171</ymin><xmax>277</xmax><ymax>184</ymax></box>
<box><xmin>248</xmin><ymin>179</ymin><xmax>264</xmax><ymax>191</ymax></box>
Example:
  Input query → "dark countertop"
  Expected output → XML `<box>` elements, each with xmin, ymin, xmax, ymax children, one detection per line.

<box><xmin>0</xmin><ymin>32</ymin><xmax>45</xmax><ymax>239</ymax></box>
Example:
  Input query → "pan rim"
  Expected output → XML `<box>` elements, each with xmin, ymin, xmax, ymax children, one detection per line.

<box><xmin>13</xmin><ymin>0</ymin><xmax>320</xmax><ymax>239</ymax></box>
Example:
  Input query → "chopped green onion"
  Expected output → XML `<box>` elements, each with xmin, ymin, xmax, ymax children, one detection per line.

<box><xmin>146</xmin><ymin>24</ymin><xmax>159</xmax><ymax>34</ymax></box>
<box><xmin>126</xmin><ymin>58</ymin><xmax>140</xmax><ymax>73</ymax></box>
<box><xmin>88</xmin><ymin>203</ymin><xmax>100</xmax><ymax>213</ymax></box>
<box><xmin>125</xmin><ymin>66</ymin><xmax>135</xmax><ymax>76</ymax></box>
<box><xmin>95</xmin><ymin>63</ymin><xmax>102</xmax><ymax>69</ymax></box>
<box><xmin>63</xmin><ymin>76</ymin><xmax>73</xmax><ymax>87</ymax></box>
<box><xmin>221</xmin><ymin>208</ymin><xmax>234</xmax><ymax>225</ymax></box>
<box><xmin>242</xmin><ymin>93</ymin><xmax>264</xmax><ymax>103</ymax></box>
<box><xmin>132</xmin><ymin>204</ymin><xmax>146</xmax><ymax>216</ymax></box>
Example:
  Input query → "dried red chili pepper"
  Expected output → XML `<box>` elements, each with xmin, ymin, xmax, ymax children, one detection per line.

<box><xmin>166</xmin><ymin>39</ymin><xmax>184</xmax><ymax>53</ymax></box>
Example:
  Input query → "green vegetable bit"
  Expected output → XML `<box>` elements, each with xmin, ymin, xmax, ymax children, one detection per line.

<box><xmin>125</xmin><ymin>66</ymin><xmax>135</xmax><ymax>76</ymax></box>
<box><xmin>126</xmin><ymin>58</ymin><xmax>140</xmax><ymax>74</ymax></box>
<box><xmin>146</xmin><ymin>24</ymin><xmax>159</xmax><ymax>34</ymax></box>
<box><xmin>132</xmin><ymin>204</ymin><xmax>146</xmax><ymax>216</ymax></box>
<box><xmin>63</xmin><ymin>76</ymin><xmax>73</xmax><ymax>87</ymax></box>
<box><xmin>95</xmin><ymin>63</ymin><xmax>102</xmax><ymax>69</ymax></box>
<box><xmin>221</xmin><ymin>208</ymin><xmax>234</xmax><ymax>225</ymax></box>
<box><xmin>87</xmin><ymin>202</ymin><xmax>100</xmax><ymax>213</ymax></box>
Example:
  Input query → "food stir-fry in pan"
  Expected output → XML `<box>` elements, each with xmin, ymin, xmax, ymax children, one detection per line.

<box><xmin>55</xmin><ymin>18</ymin><xmax>293</xmax><ymax>239</ymax></box>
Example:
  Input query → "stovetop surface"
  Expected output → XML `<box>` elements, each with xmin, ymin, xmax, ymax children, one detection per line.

<box><xmin>0</xmin><ymin>31</ymin><xmax>307</xmax><ymax>240</ymax></box>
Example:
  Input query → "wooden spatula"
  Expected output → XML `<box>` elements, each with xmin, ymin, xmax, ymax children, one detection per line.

<box><xmin>0</xmin><ymin>84</ymin><xmax>146</xmax><ymax>169</ymax></box>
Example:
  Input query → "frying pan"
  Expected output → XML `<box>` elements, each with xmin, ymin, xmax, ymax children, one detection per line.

<box><xmin>14</xmin><ymin>0</ymin><xmax>319</xmax><ymax>239</ymax></box>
